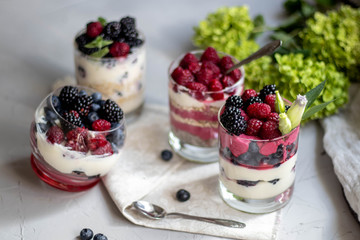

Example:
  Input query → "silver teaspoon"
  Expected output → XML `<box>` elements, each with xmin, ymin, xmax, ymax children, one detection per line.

<box><xmin>132</xmin><ymin>200</ymin><xmax>246</xmax><ymax>228</ymax></box>
<box><xmin>225</xmin><ymin>39</ymin><xmax>282</xmax><ymax>75</ymax></box>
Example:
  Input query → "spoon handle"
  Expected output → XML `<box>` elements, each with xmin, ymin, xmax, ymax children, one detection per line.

<box><xmin>167</xmin><ymin>212</ymin><xmax>246</xmax><ymax>228</ymax></box>
<box><xmin>225</xmin><ymin>39</ymin><xmax>282</xmax><ymax>75</ymax></box>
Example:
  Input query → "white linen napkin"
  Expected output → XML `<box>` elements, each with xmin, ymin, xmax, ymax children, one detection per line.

<box><xmin>321</xmin><ymin>84</ymin><xmax>360</xmax><ymax>221</ymax></box>
<box><xmin>103</xmin><ymin>104</ymin><xmax>281</xmax><ymax>240</ymax></box>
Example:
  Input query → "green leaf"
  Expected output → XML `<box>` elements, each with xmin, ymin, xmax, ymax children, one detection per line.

<box><xmin>304</xmin><ymin>80</ymin><xmax>326</xmax><ymax>109</ymax></box>
<box><xmin>253</xmin><ymin>15</ymin><xmax>265</xmax><ymax>28</ymax></box>
<box><xmin>98</xmin><ymin>17</ymin><xmax>107</xmax><ymax>27</ymax></box>
<box><xmin>85</xmin><ymin>36</ymin><xmax>113</xmax><ymax>49</ymax></box>
<box><xmin>90</xmin><ymin>47</ymin><xmax>109</xmax><ymax>58</ymax></box>
<box><xmin>302</xmin><ymin>99</ymin><xmax>335</xmax><ymax>120</ymax></box>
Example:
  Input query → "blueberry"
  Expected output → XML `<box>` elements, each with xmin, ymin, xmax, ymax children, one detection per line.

<box><xmin>98</xmin><ymin>99</ymin><xmax>106</xmax><ymax>107</ymax></box>
<box><xmin>51</xmin><ymin>95</ymin><xmax>61</xmax><ymax>111</ymax></box>
<box><xmin>37</xmin><ymin>123</ymin><xmax>49</xmax><ymax>133</ymax></box>
<box><xmin>111</xmin><ymin>142</ymin><xmax>119</xmax><ymax>153</ymax></box>
<box><xmin>91</xmin><ymin>103</ymin><xmax>101</xmax><ymax>112</ymax></box>
<box><xmin>236</xmin><ymin>180</ymin><xmax>259</xmax><ymax>187</ymax></box>
<box><xmin>91</xmin><ymin>92</ymin><xmax>102</xmax><ymax>102</ymax></box>
<box><xmin>107</xmin><ymin>128</ymin><xmax>125</xmax><ymax>147</ymax></box>
<box><xmin>79</xmin><ymin>90</ymin><xmax>87</xmax><ymax>97</ymax></box>
<box><xmin>176</xmin><ymin>189</ymin><xmax>190</xmax><ymax>202</ymax></box>
<box><xmin>80</xmin><ymin>228</ymin><xmax>93</xmax><ymax>240</ymax></box>
<box><xmin>161</xmin><ymin>150</ymin><xmax>173</xmax><ymax>161</ymax></box>
<box><xmin>93</xmin><ymin>233</ymin><xmax>108</xmax><ymax>240</ymax></box>
<box><xmin>44</xmin><ymin>107</ymin><xmax>58</xmax><ymax>122</ymax></box>
<box><xmin>87</xmin><ymin>111</ymin><xmax>99</xmax><ymax>123</ymax></box>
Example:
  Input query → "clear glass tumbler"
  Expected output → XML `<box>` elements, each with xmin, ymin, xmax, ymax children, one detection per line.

<box><xmin>30</xmin><ymin>86</ymin><xmax>126</xmax><ymax>191</ymax></box>
<box><xmin>217</xmin><ymin>105</ymin><xmax>300</xmax><ymax>213</ymax></box>
<box><xmin>168</xmin><ymin>50</ymin><xmax>244</xmax><ymax>163</ymax></box>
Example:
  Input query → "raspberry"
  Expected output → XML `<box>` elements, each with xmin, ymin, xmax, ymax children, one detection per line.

<box><xmin>219</xmin><ymin>56</ymin><xmax>234</xmax><ymax>72</ymax></box>
<box><xmin>221</xmin><ymin>75</ymin><xmax>235</xmax><ymax>88</ymax></box>
<box><xmin>66</xmin><ymin>127</ymin><xmax>88</xmax><ymax>141</ymax></box>
<box><xmin>87</xmin><ymin>134</ymin><xmax>108</xmax><ymax>151</ymax></box>
<box><xmin>65</xmin><ymin>136</ymin><xmax>88</xmax><ymax>153</ymax></box>
<box><xmin>200</xmin><ymin>47</ymin><xmax>220</xmax><ymax>64</ymax></box>
<box><xmin>171</xmin><ymin>67</ymin><xmax>194</xmax><ymax>86</ymax></box>
<box><xmin>241</xmin><ymin>89</ymin><xmax>257</xmax><ymax>102</ymax></box>
<box><xmin>267</xmin><ymin>112</ymin><xmax>279</xmax><ymax>122</ymax></box>
<box><xmin>99</xmin><ymin>99</ymin><xmax>124</xmax><ymax>123</ymax></box>
<box><xmin>109</xmin><ymin>42</ymin><xmax>130</xmax><ymax>57</ymax></box>
<box><xmin>244</xmin><ymin>96</ymin><xmax>262</xmax><ymax>110</ymax></box>
<box><xmin>185</xmin><ymin>82</ymin><xmax>207</xmax><ymax>100</ymax></box>
<box><xmin>246</xmin><ymin>102</ymin><xmax>260</xmax><ymax>118</ymax></box>
<box><xmin>180</xmin><ymin>53</ymin><xmax>198</xmax><ymax>69</ymax></box>
<box><xmin>208</xmin><ymin>79</ymin><xmax>224</xmax><ymax>100</ymax></box>
<box><xmin>247</xmin><ymin>103</ymin><xmax>271</xmax><ymax>119</ymax></box>
<box><xmin>228</xmin><ymin>68</ymin><xmax>242</xmax><ymax>81</ymax></box>
<box><xmin>86</xmin><ymin>22</ymin><xmax>103</xmax><ymax>38</ymax></box>
<box><xmin>92</xmin><ymin>119</ymin><xmax>111</xmax><ymax>131</ymax></box>
<box><xmin>201</xmin><ymin>61</ymin><xmax>220</xmax><ymax>78</ymax></box>
<box><xmin>92</xmin><ymin>141</ymin><xmax>113</xmax><ymax>155</ymax></box>
<box><xmin>260</xmin><ymin>121</ymin><xmax>282</xmax><ymax>139</ymax></box>
<box><xmin>264</xmin><ymin>94</ymin><xmax>276</xmax><ymax>112</ymax></box>
<box><xmin>188</xmin><ymin>61</ymin><xmax>201</xmax><ymax>74</ymax></box>
<box><xmin>241</xmin><ymin>110</ymin><xmax>249</xmax><ymax>121</ymax></box>
<box><xmin>245</xmin><ymin>119</ymin><xmax>263</xmax><ymax>136</ymax></box>
<box><xmin>225</xmin><ymin>95</ymin><xmax>243</xmax><ymax>109</ymax></box>
<box><xmin>259</xmin><ymin>84</ymin><xmax>276</xmax><ymax>100</ymax></box>
<box><xmin>46</xmin><ymin>126</ymin><xmax>64</xmax><ymax>144</ymax></box>
<box><xmin>195</xmin><ymin>67</ymin><xmax>213</xmax><ymax>85</ymax></box>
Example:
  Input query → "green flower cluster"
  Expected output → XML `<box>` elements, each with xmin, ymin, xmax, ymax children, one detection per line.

<box><xmin>193</xmin><ymin>6</ymin><xmax>259</xmax><ymax>60</ymax></box>
<box><xmin>299</xmin><ymin>5</ymin><xmax>360</xmax><ymax>82</ymax></box>
<box><xmin>245</xmin><ymin>53</ymin><xmax>350</xmax><ymax>121</ymax></box>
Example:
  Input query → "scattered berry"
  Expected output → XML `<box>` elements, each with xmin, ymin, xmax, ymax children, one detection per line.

<box><xmin>225</xmin><ymin>95</ymin><xmax>243</xmax><ymax>109</ymax></box>
<box><xmin>161</xmin><ymin>150</ymin><xmax>173</xmax><ymax>161</ymax></box>
<box><xmin>241</xmin><ymin>89</ymin><xmax>257</xmax><ymax>102</ymax></box>
<box><xmin>92</xmin><ymin>119</ymin><xmax>111</xmax><ymax>131</ymax></box>
<box><xmin>259</xmin><ymin>84</ymin><xmax>276</xmax><ymax>100</ymax></box>
<box><xmin>260</xmin><ymin>121</ymin><xmax>282</xmax><ymax>139</ymax></box>
<box><xmin>200</xmin><ymin>47</ymin><xmax>220</xmax><ymax>64</ymax></box>
<box><xmin>86</xmin><ymin>22</ymin><xmax>103</xmax><ymax>38</ymax></box>
<box><xmin>264</xmin><ymin>94</ymin><xmax>276</xmax><ymax>112</ymax></box>
<box><xmin>46</xmin><ymin>126</ymin><xmax>64</xmax><ymax>144</ymax></box>
<box><xmin>109</xmin><ymin>42</ymin><xmax>130</xmax><ymax>57</ymax></box>
<box><xmin>267</xmin><ymin>112</ymin><xmax>279</xmax><ymax>122</ymax></box>
<box><xmin>99</xmin><ymin>99</ymin><xmax>124</xmax><ymax>123</ymax></box>
<box><xmin>80</xmin><ymin>228</ymin><xmax>94</xmax><ymax>240</ymax></box>
<box><xmin>180</xmin><ymin>53</ymin><xmax>198</xmax><ymax>69</ymax></box>
<box><xmin>245</xmin><ymin>119</ymin><xmax>263</xmax><ymax>136</ymax></box>
<box><xmin>93</xmin><ymin>233</ymin><xmax>108</xmax><ymax>240</ymax></box>
<box><xmin>176</xmin><ymin>189</ymin><xmax>191</xmax><ymax>202</ymax></box>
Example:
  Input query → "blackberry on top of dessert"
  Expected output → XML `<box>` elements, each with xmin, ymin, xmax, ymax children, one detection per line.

<box><xmin>75</xmin><ymin>16</ymin><xmax>144</xmax><ymax>58</ymax></box>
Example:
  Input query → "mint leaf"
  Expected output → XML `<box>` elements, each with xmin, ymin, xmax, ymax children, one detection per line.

<box><xmin>98</xmin><ymin>17</ymin><xmax>107</xmax><ymax>27</ymax></box>
<box><xmin>85</xmin><ymin>36</ymin><xmax>113</xmax><ymax>49</ymax></box>
<box><xmin>90</xmin><ymin>47</ymin><xmax>109</xmax><ymax>58</ymax></box>
<box><xmin>302</xmin><ymin>99</ymin><xmax>335</xmax><ymax>120</ymax></box>
<box><xmin>304</xmin><ymin>80</ymin><xmax>326</xmax><ymax>110</ymax></box>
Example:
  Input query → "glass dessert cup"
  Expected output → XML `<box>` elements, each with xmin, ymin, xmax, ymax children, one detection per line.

<box><xmin>217</xmin><ymin>104</ymin><xmax>300</xmax><ymax>213</ymax></box>
<box><xmin>168</xmin><ymin>50</ymin><xmax>244</xmax><ymax>163</ymax></box>
<box><xmin>30</xmin><ymin>86</ymin><xmax>126</xmax><ymax>192</ymax></box>
<box><xmin>74</xmin><ymin>30</ymin><xmax>146</xmax><ymax>122</ymax></box>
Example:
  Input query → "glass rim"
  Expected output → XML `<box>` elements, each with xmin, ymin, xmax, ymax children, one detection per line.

<box><xmin>73</xmin><ymin>28</ymin><xmax>145</xmax><ymax>61</ymax></box>
<box><xmin>168</xmin><ymin>49</ymin><xmax>245</xmax><ymax>94</ymax></box>
<box><xmin>217</xmin><ymin>101</ymin><xmax>300</xmax><ymax>142</ymax></box>
<box><xmin>35</xmin><ymin>85</ymin><xmax>126</xmax><ymax>134</ymax></box>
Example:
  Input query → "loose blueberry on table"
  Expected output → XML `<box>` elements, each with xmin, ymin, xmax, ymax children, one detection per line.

<box><xmin>176</xmin><ymin>189</ymin><xmax>191</xmax><ymax>202</ymax></box>
<box><xmin>80</xmin><ymin>228</ymin><xmax>93</xmax><ymax>240</ymax></box>
<box><xmin>161</xmin><ymin>149</ymin><xmax>173</xmax><ymax>161</ymax></box>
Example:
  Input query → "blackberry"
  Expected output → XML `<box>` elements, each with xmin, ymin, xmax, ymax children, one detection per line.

<box><xmin>73</xmin><ymin>95</ymin><xmax>93</xmax><ymax>117</ymax></box>
<box><xmin>120</xmin><ymin>16</ymin><xmax>136</xmax><ymax>32</ymax></box>
<box><xmin>99</xmin><ymin>99</ymin><xmax>124</xmax><ymax>123</ymax></box>
<box><xmin>285</xmin><ymin>105</ymin><xmax>291</xmax><ymax>112</ymax></box>
<box><xmin>244</xmin><ymin>96</ymin><xmax>262</xmax><ymax>109</ymax></box>
<box><xmin>225</xmin><ymin>95</ymin><xmax>243</xmax><ymax>109</ymax></box>
<box><xmin>220</xmin><ymin>107</ymin><xmax>247</xmax><ymax>136</ymax></box>
<box><xmin>62</xmin><ymin>110</ymin><xmax>82</xmax><ymax>128</ymax></box>
<box><xmin>59</xmin><ymin>86</ymin><xmax>78</xmax><ymax>110</ymax></box>
<box><xmin>127</xmin><ymin>37</ymin><xmax>143</xmax><ymax>48</ymax></box>
<box><xmin>103</xmin><ymin>21</ymin><xmax>121</xmax><ymax>40</ymax></box>
<box><xmin>259</xmin><ymin>84</ymin><xmax>276</xmax><ymax>100</ymax></box>
<box><xmin>75</xmin><ymin>33</ymin><xmax>91</xmax><ymax>48</ymax></box>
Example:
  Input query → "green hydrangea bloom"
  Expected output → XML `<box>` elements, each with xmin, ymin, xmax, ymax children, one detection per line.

<box><xmin>299</xmin><ymin>5</ymin><xmax>360</xmax><ymax>82</ymax></box>
<box><xmin>245</xmin><ymin>53</ymin><xmax>350</xmax><ymax>121</ymax></box>
<box><xmin>193</xmin><ymin>6</ymin><xmax>259</xmax><ymax>60</ymax></box>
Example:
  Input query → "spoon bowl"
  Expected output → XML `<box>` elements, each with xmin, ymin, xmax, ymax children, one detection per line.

<box><xmin>132</xmin><ymin>200</ymin><xmax>246</xmax><ymax>228</ymax></box>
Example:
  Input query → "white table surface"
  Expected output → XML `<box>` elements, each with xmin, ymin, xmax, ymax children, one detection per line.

<box><xmin>1</xmin><ymin>0</ymin><xmax>359</xmax><ymax>239</ymax></box>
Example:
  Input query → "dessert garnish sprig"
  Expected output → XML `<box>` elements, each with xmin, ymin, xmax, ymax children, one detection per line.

<box><xmin>278</xmin><ymin>80</ymin><xmax>334</xmax><ymax>134</ymax></box>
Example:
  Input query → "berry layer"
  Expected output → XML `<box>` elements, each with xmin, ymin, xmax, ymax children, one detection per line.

<box><xmin>219</xmin><ymin>153</ymin><xmax>297</xmax><ymax>199</ymax></box>
<box><xmin>75</xmin><ymin>42</ymin><xmax>145</xmax><ymax>114</ymax></box>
